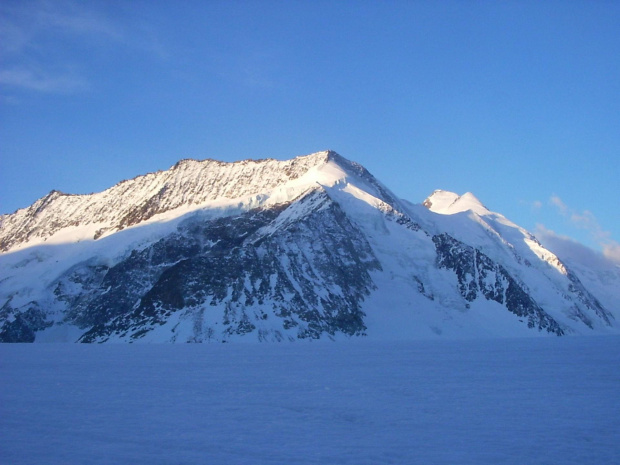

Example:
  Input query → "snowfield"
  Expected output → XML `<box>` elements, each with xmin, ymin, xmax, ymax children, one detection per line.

<box><xmin>2</xmin><ymin>337</ymin><xmax>619</xmax><ymax>464</ymax></box>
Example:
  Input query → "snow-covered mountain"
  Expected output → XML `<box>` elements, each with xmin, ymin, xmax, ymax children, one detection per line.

<box><xmin>1</xmin><ymin>151</ymin><xmax>617</xmax><ymax>342</ymax></box>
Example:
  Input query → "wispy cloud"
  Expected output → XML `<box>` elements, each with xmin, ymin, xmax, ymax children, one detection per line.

<box><xmin>0</xmin><ymin>0</ymin><xmax>123</xmax><ymax>50</ymax></box>
<box><xmin>603</xmin><ymin>242</ymin><xmax>620</xmax><ymax>264</ymax></box>
<box><xmin>0</xmin><ymin>0</ymin><xmax>111</xmax><ymax>93</ymax></box>
<box><xmin>519</xmin><ymin>199</ymin><xmax>544</xmax><ymax>211</ymax></box>
<box><xmin>32</xmin><ymin>1</ymin><xmax>122</xmax><ymax>39</ymax></box>
<box><xmin>534</xmin><ymin>224</ymin><xmax>617</xmax><ymax>269</ymax></box>
<box><xmin>0</xmin><ymin>0</ymin><xmax>164</xmax><ymax>94</ymax></box>
<box><xmin>0</xmin><ymin>67</ymin><xmax>88</xmax><ymax>93</ymax></box>
<box><xmin>547</xmin><ymin>194</ymin><xmax>620</xmax><ymax>264</ymax></box>
<box><xmin>536</xmin><ymin>225</ymin><xmax>602</xmax><ymax>267</ymax></box>
<box><xmin>549</xmin><ymin>195</ymin><xmax>568</xmax><ymax>215</ymax></box>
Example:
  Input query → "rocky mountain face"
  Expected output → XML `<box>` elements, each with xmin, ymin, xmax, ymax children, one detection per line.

<box><xmin>0</xmin><ymin>154</ymin><xmax>350</xmax><ymax>251</ymax></box>
<box><xmin>0</xmin><ymin>151</ymin><xmax>617</xmax><ymax>342</ymax></box>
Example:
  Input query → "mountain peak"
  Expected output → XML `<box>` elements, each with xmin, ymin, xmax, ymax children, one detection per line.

<box><xmin>1</xmin><ymin>150</ymin><xmax>617</xmax><ymax>342</ymax></box>
<box><xmin>423</xmin><ymin>190</ymin><xmax>489</xmax><ymax>215</ymax></box>
<box><xmin>0</xmin><ymin>150</ymin><xmax>393</xmax><ymax>252</ymax></box>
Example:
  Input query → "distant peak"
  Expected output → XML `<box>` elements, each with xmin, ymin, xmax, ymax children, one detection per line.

<box><xmin>295</xmin><ymin>149</ymin><xmax>341</xmax><ymax>165</ymax></box>
<box><xmin>458</xmin><ymin>192</ymin><xmax>488</xmax><ymax>210</ymax></box>
<box><xmin>423</xmin><ymin>190</ymin><xmax>459</xmax><ymax>211</ymax></box>
<box><xmin>172</xmin><ymin>158</ymin><xmax>202</xmax><ymax>168</ymax></box>
<box><xmin>324</xmin><ymin>149</ymin><xmax>342</xmax><ymax>160</ymax></box>
<box><xmin>46</xmin><ymin>189</ymin><xmax>66</xmax><ymax>198</ymax></box>
<box><xmin>38</xmin><ymin>189</ymin><xmax>69</xmax><ymax>205</ymax></box>
<box><xmin>424</xmin><ymin>190</ymin><xmax>489</xmax><ymax>215</ymax></box>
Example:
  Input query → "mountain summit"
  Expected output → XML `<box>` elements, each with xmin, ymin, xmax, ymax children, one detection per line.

<box><xmin>1</xmin><ymin>151</ymin><xmax>617</xmax><ymax>342</ymax></box>
<box><xmin>0</xmin><ymin>150</ymin><xmax>389</xmax><ymax>252</ymax></box>
<box><xmin>423</xmin><ymin>190</ymin><xmax>489</xmax><ymax>215</ymax></box>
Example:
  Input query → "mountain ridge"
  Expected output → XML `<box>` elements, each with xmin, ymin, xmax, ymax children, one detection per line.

<box><xmin>1</xmin><ymin>150</ymin><xmax>383</xmax><ymax>252</ymax></box>
<box><xmin>1</xmin><ymin>150</ymin><xmax>617</xmax><ymax>342</ymax></box>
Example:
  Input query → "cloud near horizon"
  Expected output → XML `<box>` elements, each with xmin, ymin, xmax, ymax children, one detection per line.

<box><xmin>542</xmin><ymin>195</ymin><xmax>620</xmax><ymax>265</ymax></box>
<box><xmin>534</xmin><ymin>224</ymin><xmax>614</xmax><ymax>269</ymax></box>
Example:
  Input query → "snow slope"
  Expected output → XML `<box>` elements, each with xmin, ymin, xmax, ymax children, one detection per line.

<box><xmin>414</xmin><ymin>190</ymin><xmax>617</xmax><ymax>331</ymax></box>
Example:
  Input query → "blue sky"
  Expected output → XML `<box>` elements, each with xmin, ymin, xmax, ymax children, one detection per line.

<box><xmin>1</xmin><ymin>0</ymin><xmax>618</xmax><ymax>262</ymax></box>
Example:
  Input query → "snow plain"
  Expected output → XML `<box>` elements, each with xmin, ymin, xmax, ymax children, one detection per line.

<box><xmin>2</xmin><ymin>337</ymin><xmax>619</xmax><ymax>464</ymax></box>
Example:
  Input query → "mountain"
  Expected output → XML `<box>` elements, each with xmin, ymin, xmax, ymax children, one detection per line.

<box><xmin>1</xmin><ymin>151</ymin><xmax>617</xmax><ymax>342</ymax></box>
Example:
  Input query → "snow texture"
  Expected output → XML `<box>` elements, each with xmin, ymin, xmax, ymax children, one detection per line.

<box><xmin>1</xmin><ymin>337</ymin><xmax>619</xmax><ymax>464</ymax></box>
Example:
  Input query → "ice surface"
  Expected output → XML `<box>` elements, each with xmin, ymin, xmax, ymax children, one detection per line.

<box><xmin>1</xmin><ymin>337</ymin><xmax>619</xmax><ymax>464</ymax></box>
